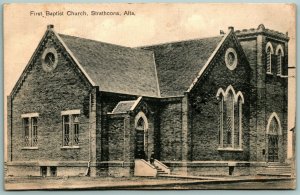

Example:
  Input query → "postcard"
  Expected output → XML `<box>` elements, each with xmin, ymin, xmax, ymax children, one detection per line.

<box><xmin>3</xmin><ymin>3</ymin><xmax>296</xmax><ymax>190</ymax></box>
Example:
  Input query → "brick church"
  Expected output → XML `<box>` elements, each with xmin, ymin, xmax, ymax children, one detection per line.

<box><xmin>6</xmin><ymin>24</ymin><xmax>289</xmax><ymax>177</ymax></box>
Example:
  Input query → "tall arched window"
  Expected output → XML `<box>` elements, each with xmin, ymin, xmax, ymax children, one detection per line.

<box><xmin>216</xmin><ymin>86</ymin><xmax>243</xmax><ymax>149</ymax></box>
<box><xmin>218</xmin><ymin>93</ymin><xmax>224</xmax><ymax>146</ymax></box>
<box><xmin>224</xmin><ymin>91</ymin><xmax>234</xmax><ymax>147</ymax></box>
<box><xmin>235</xmin><ymin>94</ymin><xmax>244</xmax><ymax>148</ymax></box>
<box><xmin>275</xmin><ymin>45</ymin><xmax>284</xmax><ymax>76</ymax></box>
<box><xmin>266</xmin><ymin>42</ymin><xmax>274</xmax><ymax>74</ymax></box>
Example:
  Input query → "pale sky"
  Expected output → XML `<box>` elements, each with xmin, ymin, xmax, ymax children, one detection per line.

<box><xmin>3</xmin><ymin>3</ymin><xmax>296</xmax><ymax>158</ymax></box>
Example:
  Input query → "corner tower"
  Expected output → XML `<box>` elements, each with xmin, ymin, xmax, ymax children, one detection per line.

<box><xmin>236</xmin><ymin>24</ymin><xmax>289</xmax><ymax>163</ymax></box>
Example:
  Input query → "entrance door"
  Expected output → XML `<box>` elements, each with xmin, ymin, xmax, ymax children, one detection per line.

<box><xmin>268</xmin><ymin>135</ymin><xmax>279</xmax><ymax>162</ymax></box>
<box><xmin>135</xmin><ymin>129</ymin><xmax>145</xmax><ymax>159</ymax></box>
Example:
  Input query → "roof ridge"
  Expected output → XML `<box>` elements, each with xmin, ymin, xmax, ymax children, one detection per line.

<box><xmin>137</xmin><ymin>35</ymin><xmax>223</xmax><ymax>49</ymax></box>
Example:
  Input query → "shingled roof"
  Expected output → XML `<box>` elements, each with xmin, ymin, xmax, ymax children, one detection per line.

<box><xmin>59</xmin><ymin>34</ymin><xmax>160</xmax><ymax>97</ymax></box>
<box><xmin>111</xmin><ymin>100</ymin><xmax>136</xmax><ymax>114</ymax></box>
<box><xmin>59</xmin><ymin>32</ymin><xmax>224</xmax><ymax>98</ymax></box>
<box><xmin>141</xmin><ymin>36</ymin><xmax>223</xmax><ymax>97</ymax></box>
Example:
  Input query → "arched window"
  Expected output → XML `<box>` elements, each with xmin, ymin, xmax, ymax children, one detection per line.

<box><xmin>235</xmin><ymin>94</ymin><xmax>244</xmax><ymax>148</ymax></box>
<box><xmin>266</xmin><ymin>112</ymin><xmax>282</xmax><ymax>135</ymax></box>
<box><xmin>275</xmin><ymin>45</ymin><xmax>284</xmax><ymax>76</ymax></box>
<box><xmin>136</xmin><ymin>118</ymin><xmax>145</xmax><ymax>130</ymax></box>
<box><xmin>218</xmin><ymin>93</ymin><xmax>224</xmax><ymax>146</ymax></box>
<box><xmin>224</xmin><ymin>90</ymin><xmax>234</xmax><ymax>147</ymax></box>
<box><xmin>266</xmin><ymin>42</ymin><xmax>274</xmax><ymax>74</ymax></box>
<box><xmin>269</xmin><ymin>118</ymin><xmax>279</xmax><ymax>134</ymax></box>
<box><xmin>216</xmin><ymin>86</ymin><xmax>243</xmax><ymax>149</ymax></box>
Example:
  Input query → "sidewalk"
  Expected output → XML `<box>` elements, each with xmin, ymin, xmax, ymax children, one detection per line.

<box><xmin>4</xmin><ymin>175</ymin><xmax>295</xmax><ymax>190</ymax></box>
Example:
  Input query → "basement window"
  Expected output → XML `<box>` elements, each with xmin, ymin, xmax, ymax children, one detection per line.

<box><xmin>40</xmin><ymin>166</ymin><xmax>47</xmax><ymax>177</ymax></box>
<box><xmin>50</xmin><ymin>166</ymin><xmax>57</xmax><ymax>176</ymax></box>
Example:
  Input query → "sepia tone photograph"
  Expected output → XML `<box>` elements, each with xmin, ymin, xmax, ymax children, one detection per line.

<box><xmin>3</xmin><ymin>3</ymin><xmax>296</xmax><ymax>190</ymax></box>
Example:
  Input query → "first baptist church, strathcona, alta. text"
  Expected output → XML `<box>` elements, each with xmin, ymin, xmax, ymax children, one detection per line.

<box><xmin>6</xmin><ymin>24</ymin><xmax>290</xmax><ymax>177</ymax></box>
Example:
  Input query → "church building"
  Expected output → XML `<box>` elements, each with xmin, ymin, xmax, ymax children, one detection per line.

<box><xmin>6</xmin><ymin>24</ymin><xmax>289</xmax><ymax>177</ymax></box>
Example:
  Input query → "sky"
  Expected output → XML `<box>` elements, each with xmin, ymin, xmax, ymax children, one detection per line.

<box><xmin>3</xmin><ymin>3</ymin><xmax>296</xmax><ymax>157</ymax></box>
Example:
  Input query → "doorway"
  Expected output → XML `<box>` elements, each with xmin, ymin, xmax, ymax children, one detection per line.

<box><xmin>267</xmin><ymin>113</ymin><xmax>281</xmax><ymax>162</ymax></box>
<box><xmin>268</xmin><ymin>135</ymin><xmax>279</xmax><ymax>162</ymax></box>
<box><xmin>134</xmin><ymin>112</ymin><xmax>149</xmax><ymax>160</ymax></box>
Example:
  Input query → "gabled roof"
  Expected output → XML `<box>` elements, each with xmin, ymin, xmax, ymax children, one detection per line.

<box><xmin>111</xmin><ymin>100</ymin><xmax>136</xmax><ymax>114</ymax></box>
<box><xmin>141</xmin><ymin>36</ymin><xmax>224</xmax><ymax>97</ymax></box>
<box><xmin>10</xmin><ymin>25</ymin><xmax>233</xmax><ymax>99</ymax></box>
<box><xmin>59</xmin><ymin>34</ymin><xmax>160</xmax><ymax>97</ymax></box>
<box><xmin>111</xmin><ymin>97</ymin><xmax>142</xmax><ymax>114</ymax></box>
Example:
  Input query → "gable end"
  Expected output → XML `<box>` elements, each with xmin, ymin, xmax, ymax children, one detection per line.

<box><xmin>187</xmin><ymin>28</ymin><xmax>251</xmax><ymax>93</ymax></box>
<box><xmin>10</xmin><ymin>26</ymin><xmax>96</xmax><ymax>99</ymax></box>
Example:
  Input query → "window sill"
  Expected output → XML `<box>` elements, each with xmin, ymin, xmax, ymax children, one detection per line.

<box><xmin>61</xmin><ymin>146</ymin><xmax>80</xmax><ymax>149</ymax></box>
<box><xmin>280</xmin><ymin>75</ymin><xmax>288</xmax><ymax>78</ymax></box>
<box><xmin>22</xmin><ymin>147</ymin><xmax>38</xmax><ymax>150</ymax></box>
<box><xmin>266</xmin><ymin>72</ymin><xmax>273</xmax><ymax>75</ymax></box>
<box><xmin>217</xmin><ymin>147</ymin><xmax>243</xmax><ymax>152</ymax></box>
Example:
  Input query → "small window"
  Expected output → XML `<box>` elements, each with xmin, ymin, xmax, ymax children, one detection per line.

<box><xmin>62</xmin><ymin>110</ymin><xmax>80</xmax><ymax>147</ymax></box>
<box><xmin>22</xmin><ymin>113</ymin><xmax>39</xmax><ymax>147</ymax></box>
<box><xmin>225</xmin><ymin>48</ymin><xmax>238</xmax><ymax>70</ymax></box>
<box><xmin>50</xmin><ymin>166</ymin><xmax>57</xmax><ymax>177</ymax></box>
<box><xmin>40</xmin><ymin>166</ymin><xmax>47</xmax><ymax>177</ymax></box>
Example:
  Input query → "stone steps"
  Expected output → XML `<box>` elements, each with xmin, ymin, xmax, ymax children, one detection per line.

<box><xmin>154</xmin><ymin>166</ymin><xmax>169</xmax><ymax>176</ymax></box>
<box><xmin>258</xmin><ymin>163</ymin><xmax>292</xmax><ymax>177</ymax></box>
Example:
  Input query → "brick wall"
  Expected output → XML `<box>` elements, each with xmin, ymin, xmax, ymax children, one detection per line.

<box><xmin>107</xmin><ymin>117</ymin><xmax>125</xmax><ymax>161</ymax></box>
<box><xmin>159</xmin><ymin>101</ymin><xmax>183</xmax><ymax>161</ymax></box>
<box><xmin>10</xmin><ymin>33</ymin><xmax>92</xmax><ymax>163</ymax></box>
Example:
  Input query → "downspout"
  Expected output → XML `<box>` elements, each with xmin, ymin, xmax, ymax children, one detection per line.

<box><xmin>86</xmin><ymin>93</ymin><xmax>92</xmax><ymax>176</ymax></box>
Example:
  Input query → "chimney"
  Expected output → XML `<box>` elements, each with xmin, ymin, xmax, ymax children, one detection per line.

<box><xmin>47</xmin><ymin>24</ymin><xmax>54</xmax><ymax>30</ymax></box>
<box><xmin>228</xmin><ymin>26</ymin><xmax>234</xmax><ymax>31</ymax></box>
